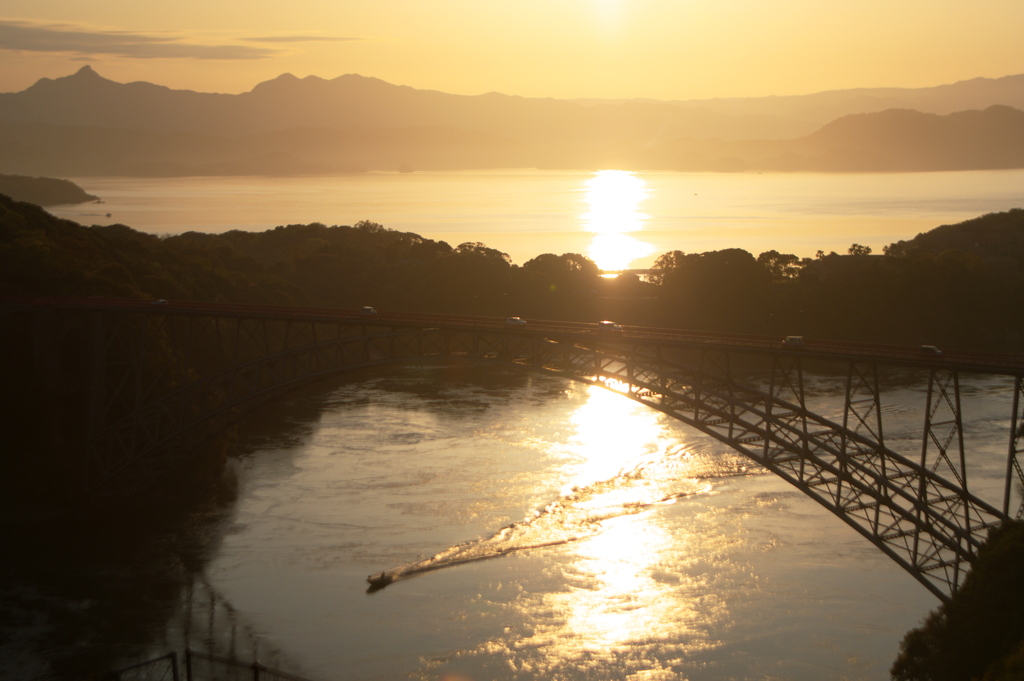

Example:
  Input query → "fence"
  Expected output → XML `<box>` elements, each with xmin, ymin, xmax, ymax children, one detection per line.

<box><xmin>108</xmin><ymin>648</ymin><xmax>318</xmax><ymax>681</ymax></box>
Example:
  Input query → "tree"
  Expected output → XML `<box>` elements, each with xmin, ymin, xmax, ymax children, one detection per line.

<box><xmin>883</xmin><ymin>240</ymin><xmax>914</xmax><ymax>257</ymax></box>
<box><xmin>757</xmin><ymin>250</ymin><xmax>802</xmax><ymax>282</ymax></box>
<box><xmin>848</xmin><ymin>243</ymin><xmax>872</xmax><ymax>256</ymax></box>
<box><xmin>523</xmin><ymin>252</ymin><xmax>597</xmax><ymax>276</ymax></box>
<box><xmin>454</xmin><ymin>241</ymin><xmax>511</xmax><ymax>264</ymax></box>
<box><xmin>649</xmin><ymin>248</ymin><xmax>770</xmax><ymax>331</ymax></box>
<box><xmin>891</xmin><ymin>521</ymin><xmax>1024</xmax><ymax>681</ymax></box>
<box><xmin>648</xmin><ymin>250</ymin><xmax>687</xmax><ymax>286</ymax></box>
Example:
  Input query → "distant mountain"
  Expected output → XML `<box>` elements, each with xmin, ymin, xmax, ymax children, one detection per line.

<box><xmin>646</xmin><ymin>105</ymin><xmax>1024</xmax><ymax>172</ymax></box>
<box><xmin>0</xmin><ymin>66</ymin><xmax>753</xmax><ymax>142</ymax></box>
<box><xmin>1</xmin><ymin>67</ymin><xmax>1024</xmax><ymax>175</ymax></box>
<box><xmin>671</xmin><ymin>73</ymin><xmax>1024</xmax><ymax>127</ymax></box>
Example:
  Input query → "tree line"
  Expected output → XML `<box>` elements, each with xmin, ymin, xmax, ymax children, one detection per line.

<box><xmin>2</xmin><ymin>194</ymin><xmax>1024</xmax><ymax>352</ymax></box>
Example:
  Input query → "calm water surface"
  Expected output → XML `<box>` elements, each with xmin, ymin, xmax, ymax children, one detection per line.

<box><xmin>56</xmin><ymin>169</ymin><xmax>1024</xmax><ymax>269</ymax></box>
<box><xmin>175</xmin><ymin>365</ymin><xmax>1016</xmax><ymax>681</ymax></box>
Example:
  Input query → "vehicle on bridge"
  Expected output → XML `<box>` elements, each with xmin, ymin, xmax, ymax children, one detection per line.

<box><xmin>359</xmin><ymin>306</ymin><xmax>378</xmax><ymax>316</ymax></box>
<box><xmin>596</xmin><ymin>320</ymin><xmax>623</xmax><ymax>335</ymax></box>
<box><xmin>504</xmin><ymin>316</ymin><xmax>527</xmax><ymax>327</ymax></box>
<box><xmin>919</xmin><ymin>344</ymin><xmax>943</xmax><ymax>358</ymax></box>
<box><xmin>782</xmin><ymin>335</ymin><xmax>804</xmax><ymax>350</ymax></box>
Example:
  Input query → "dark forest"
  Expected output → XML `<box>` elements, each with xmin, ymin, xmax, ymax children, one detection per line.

<box><xmin>3</xmin><ymin>193</ymin><xmax>1023</xmax><ymax>353</ymax></box>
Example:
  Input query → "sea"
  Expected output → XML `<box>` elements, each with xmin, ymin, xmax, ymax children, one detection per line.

<box><xmin>54</xmin><ymin>168</ymin><xmax>1024</xmax><ymax>270</ymax></box>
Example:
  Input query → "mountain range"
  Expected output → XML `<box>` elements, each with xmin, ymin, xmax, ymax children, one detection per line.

<box><xmin>1</xmin><ymin>66</ymin><xmax>1023</xmax><ymax>176</ymax></box>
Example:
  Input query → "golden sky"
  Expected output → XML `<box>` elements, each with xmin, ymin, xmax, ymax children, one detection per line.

<box><xmin>2</xmin><ymin>0</ymin><xmax>1023</xmax><ymax>99</ymax></box>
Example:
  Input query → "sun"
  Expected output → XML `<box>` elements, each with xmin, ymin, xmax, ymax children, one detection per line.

<box><xmin>580</xmin><ymin>170</ymin><xmax>654</xmax><ymax>270</ymax></box>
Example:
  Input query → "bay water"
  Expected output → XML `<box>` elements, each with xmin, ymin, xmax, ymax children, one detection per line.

<box><xmin>155</xmin><ymin>365</ymin><xmax>1015</xmax><ymax>681</ymax></box>
<box><xmin>54</xmin><ymin>169</ymin><xmax>1024</xmax><ymax>270</ymax></box>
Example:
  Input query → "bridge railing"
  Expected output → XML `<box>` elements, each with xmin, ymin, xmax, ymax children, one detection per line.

<box><xmin>9</xmin><ymin>296</ymin><xmax>1023</xmax><ymax>371</ymax></box>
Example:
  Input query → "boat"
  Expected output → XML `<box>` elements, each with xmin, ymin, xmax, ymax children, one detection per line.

<box><xmin>366</xmin><ymin>571</ymin><xmax>393</xmax><ymax>591</ymax></box>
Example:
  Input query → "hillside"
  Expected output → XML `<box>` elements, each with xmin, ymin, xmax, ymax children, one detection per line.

<box><xmin>885</xmin><ymin>208</ymin><xmax>1024</xmax><ymax>264</ymax></box>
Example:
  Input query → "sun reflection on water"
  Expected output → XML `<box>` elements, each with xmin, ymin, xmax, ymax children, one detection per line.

<box><xmin>581</xmin><ymin>170</ymin><xmax>655</xmax><ymax>271</ymax></box>
<box><xmin>480</xmin><ymin>384</ymin><xmax>734</xmax><ymax>676</ymax></box>
<box><xmin>564</xmin><ymin>383</ymin><xmax>662</xmax><ymax>487</ymax></box>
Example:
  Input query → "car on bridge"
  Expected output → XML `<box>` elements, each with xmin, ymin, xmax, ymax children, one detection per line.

<box><xmin>596</xmin><ymin>320</ymin><xmax>623</xmax><ymax>335</ymax></box>
<box><xmin>504</xmin><ymin>316</ymin><xmax>528</xmax><ymax>327</ymax></box>
<box><xmin>359</xmin><ymin>306</ymin><xmax>378</xmax><ymax>316</ymax></box>
<box><xmin>782</xmin><ymin>335</ymin><xmax>805</xmax><ymax>350</ymax></box>
<box><xmin>919</xmin><ymin>344</ymin><xmax>943</xmax><ymax>358</ymax></box>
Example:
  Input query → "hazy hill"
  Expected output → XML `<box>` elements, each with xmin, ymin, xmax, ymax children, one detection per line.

<box><xmin>672</xmin><ymin>73</ymin><xmax>1024</xmax><ymax>127</ymax></box>
<box><xmin>646</xmin><ymin>105</ymin><xmax>1024</xmax><ymax>172</ymax></box>
<box><xmin>2</xmin><ymin>67</ymin><xmax>1024</xmax><ymax>175</ymax></box>
<box><xmin>0</xmin><ymin>174</ymin><xmax>98</xmax><ymax>205</ymax></box>
<box><xmin>791</xmin><ymin>105</ymin><xmax>1024</xmax><ymax>170</ymax></box>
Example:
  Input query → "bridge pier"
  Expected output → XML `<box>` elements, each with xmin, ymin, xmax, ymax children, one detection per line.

<box><xmin>1007</xmin><ymin>377</ymin><xmax>1024</xmax><ymax>518</ymax></box>
<box><xmin>0</xmin><ymin>304</ymin><xmax>114</xmax><ymax>494</ymax></box>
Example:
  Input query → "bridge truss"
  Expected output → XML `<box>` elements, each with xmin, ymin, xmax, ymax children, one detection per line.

<box><xmin>10</xmin><ymin>299</ymin><xmax>1024</xmax><ymax>602</ymax></box>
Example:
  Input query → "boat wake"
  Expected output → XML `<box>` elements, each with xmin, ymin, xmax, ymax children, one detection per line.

<box><xmin>367</xmin><ymin>447</ymin><xmax>752</xmax><ymax>592</ymax></box>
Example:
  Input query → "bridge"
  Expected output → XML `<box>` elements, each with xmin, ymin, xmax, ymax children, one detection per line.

<box><xmin>4</xmin><ymin>296</ymin><xmax>1024</xmax><ymax>602</ymax></box>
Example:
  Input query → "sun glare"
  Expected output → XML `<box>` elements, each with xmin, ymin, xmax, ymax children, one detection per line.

<box><xmin>495</xmin><ymin>383</ymin><xmax>727</xmax><ymax>671</ymax></box>
<box><xmin>566</xmin><ymin>384</ymin><xmax>661</xmax><ymax>486</ymax></box>
<box><xmin>580</xmin><ymin>170</ymin><xmax>654</xmax><ymax>270</ymax></box>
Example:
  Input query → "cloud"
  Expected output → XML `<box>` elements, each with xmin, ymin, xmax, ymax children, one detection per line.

<box><xmin>242</xmin><ymin>35</ymin><xmax>363</xmax><ymax>44</ymax></box>
<box><xmin>0</xmin><ymin>20</ymin><xmax>278</xmax><ymax>60</ymax></box>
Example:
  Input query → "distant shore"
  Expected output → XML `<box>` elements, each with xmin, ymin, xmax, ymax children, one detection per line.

<box><xmin>0</xmin><ymin>174</ymin><xmax>99</xmax><ymax>206</ymax></box>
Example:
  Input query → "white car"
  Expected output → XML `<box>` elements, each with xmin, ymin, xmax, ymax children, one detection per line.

<box><xmin>596</xmin><ymin>320</ymin><xmax>623</xmax><ymax>335</ymax></box>
<box><xmin>504</xmin><ymin>316</ymin><xmax>528</xmax><ymax>327</ymax></box>
<box><xmin>359</xmin><ymin>306</ymin><xmax>378</xmax><ymax>316</ymax></box>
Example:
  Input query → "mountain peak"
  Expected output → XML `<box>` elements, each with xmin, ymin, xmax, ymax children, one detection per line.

<box><xmin>23</xmin><ymin>63</ymin><xmax>117</xmax><ymax>93</ymax></box>
<box><xmin>74</xmin><ymin>65</ymin><xmax>100</xmax><ymax>78</ymax></box>
<box><xmin>248</xmin><ymin>73</ymin><xmax>303</xmax><ymax>94</ymax></box>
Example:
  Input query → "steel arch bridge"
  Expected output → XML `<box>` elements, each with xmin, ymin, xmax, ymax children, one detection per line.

<box><xmin>6</xmin><ymin>296</ymin><xmax>1024</xmax><ymax>602</ymax></box>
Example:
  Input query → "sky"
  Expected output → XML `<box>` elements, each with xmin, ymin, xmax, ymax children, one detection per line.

<box><xmin>2</xmin><ymin>0</ymin><xmax>1024</xmax><ymax>100</ymax></box>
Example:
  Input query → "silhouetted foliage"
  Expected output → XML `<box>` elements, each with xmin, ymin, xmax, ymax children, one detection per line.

<box><xmin>650</xmin><ymin>248</ymin><xmax>772</xmax><ymax>332</ymax></box>
<box><xmin>884</xmin><ymin>208</ymin><xmax>1024</xmax><ymax>271</ymax></box>
<box><xmin>2</xmin><ymin>194</ymin><xmax>1024</xmax><ymax>351</ymax></box>
<box><xmin>891</xmin><ymin>520</ymin><xmax>1024</xmax><ymax>681</ymax></box>
<box><xmin>756</xmin><ymin>250</ymin><xmax>801</xmax><ymax>282</ymax></box>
